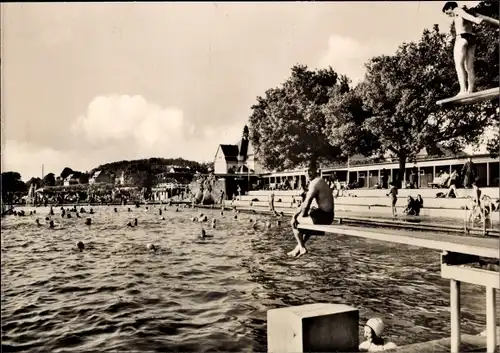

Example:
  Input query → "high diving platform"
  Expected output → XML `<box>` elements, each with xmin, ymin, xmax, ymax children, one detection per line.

<box><xmin>434</xmin><ymin>86</ymin><xmax>500</xmax><ymax>353</ymax></box>
<box><xmin>437</xmin><ymin>87</ymin><xmax>500</xmax><ymax>106</ymax></box>
<box><xmin>298</xmin><ymin>221</ymin><xmax>499</xmax><ymax>353</ymax></box>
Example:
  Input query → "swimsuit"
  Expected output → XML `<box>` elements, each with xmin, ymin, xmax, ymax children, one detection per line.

<box><xmin>309</xmin><ymin>207</ymin><xmax>334</xmax><ymax>225</ymax></box>
<box><xmin>459</xmin><ymin>33</ymin><xmax>477</xmax><ymax>46</ymax></box>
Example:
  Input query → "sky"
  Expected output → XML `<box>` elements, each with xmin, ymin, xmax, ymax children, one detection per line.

<box><xmin>1</xmin><ymin>1</ymin><xmax>481</xmax><ymax>181</ymax></box>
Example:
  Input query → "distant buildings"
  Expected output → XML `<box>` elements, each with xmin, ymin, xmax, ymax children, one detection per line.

<box><xmin>89</xmin><ymin>170</ymin><xmax>113</xmax><ymax>185</ymax></box>
<box><xmin>213</xmin><ymin>125</ymin><xmax>263</xmax><ymax>176</ymax></box>
<box><xmin>214</xmin><ymin>144</ymin><xmax>239</xmax><ymax>174</ymax></box>
<box><xmin>212</xmin><ymin>126</ymin><xmax>265</xmax><ymax>197</ymax></box>
<box><xmin>212</xmin><ymin>127</ymin><xmax>499</xmax><ymax>191</ymax></box>
<box><xmin>63</xmin><ymin>174</ymin><xmax>79</xmax><ymax>186</ymax></box>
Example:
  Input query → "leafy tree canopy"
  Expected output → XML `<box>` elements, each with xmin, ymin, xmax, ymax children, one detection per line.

<box><xmin>42</xmin><ymin>173</ymin><xmax>56</xmax><ymax>187</ymax></box>
<box><xmin>324</xmin><ymin>13</ymin><xmax>498</xmax><ymax>185</ymax></box>
<box><xmin>249</xmin><ymin>64</ymin><xmax>348</xmax><ymax>171</ymax></box>
<box><xmin>26</xmin><ymin>177</ymin><xmax>43</xmax><ymax>189</ymax></box>
<box><xmin>1</xmin><ymin>172</ymin><xmax>27</xmax><ymax>197</ymax></box>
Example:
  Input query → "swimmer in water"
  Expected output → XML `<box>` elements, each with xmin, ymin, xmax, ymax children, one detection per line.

<box><xmin>359</xmin><ymin>318</ymin><xmax>397</xmax><ymax>352</ymax></box>
<box><xmin>442</xmin><ymin>2</ymin><xmax>500</xmax><ymax>95</ymax></box>
<box><xmin>198</xmin><ymin>229</ymin><xmax>212</xmax><ymax>239</ymax></box>
<box><xmin>77</xmin><ymin>241</ymin><xmax>84</xmax><ymax>252</ymax></box>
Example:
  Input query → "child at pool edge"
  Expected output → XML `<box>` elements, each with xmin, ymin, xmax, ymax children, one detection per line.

<box><xmin>359</xmin><ymin>318</ymin><xmax>397</xmax><ymax>352</ymax></box>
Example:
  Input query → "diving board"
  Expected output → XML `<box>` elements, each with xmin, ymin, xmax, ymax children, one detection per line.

<box><xmin>436</xmin><ymin>87</ymin><xmax>499</xmax><ymax>106</ymax></box>
<box><xmin>296</xmin><ymin>223</ymin><xmax>499</xmax><ymax>258</ymax></box>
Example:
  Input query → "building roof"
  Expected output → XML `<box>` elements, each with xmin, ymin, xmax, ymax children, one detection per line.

<box><xmin>91</xmin><ymin>170</ymin><xmax>102</xmax><ymax>179</ymax></box>
<box><xmin>218</xmin><ymin>144</ymin><xmax>239</xmax><ymax>162</ymax></box>
<box><xmin>237</xmin><ymin>137</ymin><xmax>249</xmax><ymax>158</ymax></box>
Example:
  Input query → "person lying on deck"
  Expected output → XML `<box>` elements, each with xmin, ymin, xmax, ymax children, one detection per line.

<box><xmin>288</xmin><ymin>163</ymin><xmax>334</xmax><ymax>258</ymax></box>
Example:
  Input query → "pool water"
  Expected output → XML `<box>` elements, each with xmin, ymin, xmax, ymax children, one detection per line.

<box><xmin>1</xmin><ymin>205</ymin><xmax>498</xmax><ymax>352</ymax></box>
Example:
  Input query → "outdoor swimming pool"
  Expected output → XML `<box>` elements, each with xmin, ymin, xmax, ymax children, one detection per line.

<box><xmin>1</xmin><ymin>205</ymin><xmax>497</xmax><ymax>352</ymax></box>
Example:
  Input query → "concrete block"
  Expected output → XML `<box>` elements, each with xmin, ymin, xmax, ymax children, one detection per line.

<box><xmin>267</xmin><ymin>303</ymin><xmax>359</xmax><ymax>353</ymax></box>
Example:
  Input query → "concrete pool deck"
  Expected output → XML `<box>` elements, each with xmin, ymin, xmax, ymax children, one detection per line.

<box><xmin>393</xmin><ymin>330</ymin><xmax>500</xmax><ymax>353</ymax></box>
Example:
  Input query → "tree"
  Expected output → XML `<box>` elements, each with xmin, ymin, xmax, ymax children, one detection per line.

<box><xmin>341</xmin><ymin>25</ymin><xmax>496</xmax><ymax>186</ymax></box>
<box><xmin>249</xmin><ymin>64</ymin><xmax>347</xmax><ymax>171</ymax></box>
<box><xmin>42</xmin><ymin>173</ymin><xmax>56</xmax><ymax>187</ymax></box>
<box><xmin>198</xmin><ymin>162</ymin><xmax>214</xmax><ymax>174</ymax></box>
<box><xmin>126</xmin><ymin>166</ymin><xmax>153</xmax><ymax>188</ymax></box>
<box><xmin>1</xmin><ymin>172</ymin><xmax>27</xmax><ymax>202</ymax></box>
<box><xmin>487</xmin><ymin>130</ymin><xmax>499</xmax><ymax>158</ymax></box>
<box><xmin>472</xmin><ymin>1</ymin><xmax>500</xmax><ymax>155</ymax></box>
<box><xmin>323</xmin><ymin>83</ymin><xmax>381</xmax><ymax>158</ymax></box>
<box><xmin>77</xmin><ymin>173</ymin><xmax>90</xmax><ymax>184</ymax></box>
<box><xmin>60</xmin><ymin>167</ymin><xmax>74</xmax><ymax>180</ymax></box>
<box><xmin>26</xmin><ymin>177</ymin><xmax>42</xmax><ymax>189</ymax></box>
<box><xmin>470</xmin><ymin>1</ymin><xmax>499</xmax><ymax>90</ymax></box>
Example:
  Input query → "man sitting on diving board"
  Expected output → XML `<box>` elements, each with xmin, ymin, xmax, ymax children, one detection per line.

<box><xmin>288</xmin><ymin>163</ymin><xmax>334</xmax><ymax>258</ymax></box>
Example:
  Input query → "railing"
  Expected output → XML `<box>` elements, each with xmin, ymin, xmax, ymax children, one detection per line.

<box><xmin>463</xmin><ymin>195</ymin><xmax>497</xmax><ymax>236</ymax></box>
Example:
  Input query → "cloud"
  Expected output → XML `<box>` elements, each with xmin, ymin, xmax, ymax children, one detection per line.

<box><xmin>2</xmin><ymin>140</ymin><xmax>94</xmax><ymax>180</ymax></box>
<box><xmin>71</xmin><ymin>95</ymin><xmax>194</xmax><ymax>148</ymax></box>
<box><xmin>3</xmin><ymin>94</ymin><xmax>248</xmax><ymax>180</ymax></box>
<box><xmin>317</xmin><ymin>34</ymin><xmax>403</xmax><ymax>85</ymax></box>
<box><xmin>317</xmin><ymin>34</ymin><xmax>372</xmax><ymax>84</ymax></box>
<box><xmin>70</xmin><ymin>94</ymin><xmax>243</xmax><ymax>162</ymax></box>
